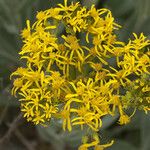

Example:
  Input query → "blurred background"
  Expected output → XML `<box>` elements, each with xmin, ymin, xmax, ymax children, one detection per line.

<box><xmin>0</xmin><ymin>0</ymin><xmax>150</xmax><ymax>150</ymax></box>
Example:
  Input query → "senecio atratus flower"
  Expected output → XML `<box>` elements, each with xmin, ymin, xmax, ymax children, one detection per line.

<box><xmin>11</xmin><ymin>0</ymin><xmax>150</xmax><ymax>149</ymax></box>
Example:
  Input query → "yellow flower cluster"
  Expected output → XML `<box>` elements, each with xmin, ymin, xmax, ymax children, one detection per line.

<box><xmin>11</xmin><ymin>0</ymin><xmax>150</xmax><ymax>149</ymax></box>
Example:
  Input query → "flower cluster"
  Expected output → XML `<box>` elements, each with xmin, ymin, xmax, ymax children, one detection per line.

<box><xmin>11</xmin><ymin>0</ymin><xmax>150</xmax><ymax>149</ymax></box>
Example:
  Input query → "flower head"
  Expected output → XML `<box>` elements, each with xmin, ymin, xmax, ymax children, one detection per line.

<box><xmin>11</xmin><ymin>0</ymin><xmax>150</xmax><ymax>149</ymax></box>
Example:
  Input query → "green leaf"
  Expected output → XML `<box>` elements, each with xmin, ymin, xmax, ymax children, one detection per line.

<box><xmin>140</xmin><ymin>112</ymin><xmax>150</xmax><ymax>150</ymax></box>
<box><xmin>107</xmin><ymin>140</ymin><xmax>137</xmax><ymax>150</ymax></box>
<box><xmin>105</xmin><ymin>0</ymin><xmax>134</xmax><ymax>17</ymax></box>
<box><xmin>101</xmin><ymin>115</ymin><xmax>118</xmax><ymax>130</ymax></box>
<box><xmin>36</xmin><ymin>124</ymin><xmax>65</xmax><ymax>150</ymax></box>
<box><xmin>0</xmin><ymin>142</ymin><xmax>25</xmax><ymax>150</ymax></box>
<box><xmin>83</xmin><ymin>0</ymin><xmax>99</xmax><ymax>8</ymax></box>
<box><xmin>0</xmin><ymin>91</ymin><xmax>19</xmax><ymax>106</ymax></box>
<box><xmin>61</xmin><ymin>127</ymin><xmax>86</xmax><ymax>148</ymax></box>
<box><xmin>37</xmin><ymin>121</ymin><xmax>86</xmax><ymax>149</ymax></box>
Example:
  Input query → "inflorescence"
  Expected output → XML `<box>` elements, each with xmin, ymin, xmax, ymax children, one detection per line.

<box><xmin>11</xmin><ymin>0</ymin><xmax>150</xmax><ymax>149</ymax></box>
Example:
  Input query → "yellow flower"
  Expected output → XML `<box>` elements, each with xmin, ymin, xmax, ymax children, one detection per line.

<box><xmin>107</xmin><ymin>67</ymin><xmax>131</xmax><ymax>86</ymax></box>
<box><xmin>61</xmin><ymin>108</ymin><xmax>72</xmax><ymax>131</ymax></box>
<box><xmin>64</xmin><ymin>6</ymin><xmax>89</xmax><ymax>32</ymax></box>
<box><xmin>21</xmin><ymin>103</ymin><xmax>34</xmax><ymax>118</ymax></box>
<box><xmin>136</xmin><ymin>53</ymin><xmax>150</xmax><ymax>74</ymax></box>
<box><xmin>79</xmin><ymin>134</ymin><xmax>114</xmax><ymax>150</ymax></box>
<box><xmin>84</xmin><ymin>46</ymin><xmax>108</xmax><ymax>65</ymax></box>
<box><xmin>94</xmin><ymin>140</ymin><xmax>114</xmax><ymax>150</ymax></box>
<box><xmin>21</xmin><ymin>20</ymin><xmax>31</xmax><ymax>39</ymax></box>
<box><xmin>78</xmin><ymin>134</ymin><xmax>99</xmax><ymax>150</ymax></box>
<box><xmin>71</xmin><ymin>106</ymin><xmax>102</xmax><ymax>131</ymax></box>
<box><xmin>132</xmin><ymin>33</ymin><xmax>150</xmax><ymax>50</ymax></box>
<box><xmin>58</xmin><ymin>0</ymin><xmax>80</xmax><ymax>12</ymax></box>
<box><xmin>11</xmin><ymin>0</ymin><xmax>150</xmax><ymax>149</ymax></box>
<box><xmin>44</xmin><ymin>103</ymin><xmax>58</xmax><ymax>119</ymax></box>
<box><xmin>33</xmin><ymin>110</ymin><xmax>45</xmax><ymax>125</ymax></box>
<box><xmin>12</xmin><ymin>78</ymin><xmax>24</xmax><ymax>96</ymax></box>
<box><xmin>118</xmin><ymin>53</ymin><xmax>136</xmax><ymax>72</ymax></box>
<box><xmin>62</xmin><ymin>35</ymin><xmax>84</xmax><ymax>63</ymax></box>
<box><xmin>118</xmin><ymin>114</ymin><xmax>130</xmax><ymax>125</ymax></box>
